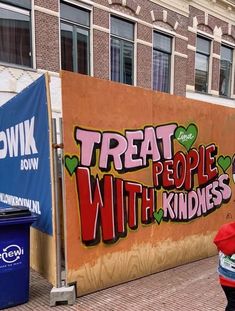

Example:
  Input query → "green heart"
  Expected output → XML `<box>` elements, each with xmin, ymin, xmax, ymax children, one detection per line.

<box><xmin>65</xmin><ymin>155</ymin><xmax>79</xmax><ymax>176</ymax></box>
<box><xmin>175</xmin><ymin>124</ymin><xmax>198</xmax><ymax>151</ymax></box>
<box><xmin>154</xmin><ymin>208</ymin><xmax>164</xmax><ymax>224</ymax></box>
<box><xmin>217</xmin><ymin>155</ymin><xmax>231</xmax><ymax>172</ymax></box>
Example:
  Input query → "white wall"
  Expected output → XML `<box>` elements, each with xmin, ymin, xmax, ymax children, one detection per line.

<box><xmin>0</xmin><ymin>65</ymin><xmax>62</xmax><ymax>116</ymax></box>
<box><xmin>186</xmin><ymin>91</ymin><xmax>235</xmax><ymax>108</ymax></box>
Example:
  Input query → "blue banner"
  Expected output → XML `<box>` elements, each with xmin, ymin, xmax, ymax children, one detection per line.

<box><xmin>0</xmin><ymin>75</ymin><xmax>53</xmax><ymax>235</ymax></box>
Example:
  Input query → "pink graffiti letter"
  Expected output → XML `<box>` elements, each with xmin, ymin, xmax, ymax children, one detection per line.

<box><xmin>156</xmin><ymin>124</ymin><xmax>177</xmax><ymax>160</ymax></box>
<box><xmin>140</xmin><ymin>127</ymin><xmax>160</xmax><ymax>165</ymax></box>
<box><xmin>99</xmin><ymin>133</ymin><xmax>127</xmax><ymax>170</ymax></box>
<box><xmin>75</xmin><ymin>128</ymin><xmax>101</xmax><ymax>166</ymax></box>
<box><xmin>125</xmin><ymin>130</ymin><xmax>143</xmax><ymax>169</ymax></box>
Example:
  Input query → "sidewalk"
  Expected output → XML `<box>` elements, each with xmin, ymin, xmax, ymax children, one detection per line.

<box><xmin>4</xmin><ymin>256</ymin><xmax>225</xmax><ymax>311</ymax></box>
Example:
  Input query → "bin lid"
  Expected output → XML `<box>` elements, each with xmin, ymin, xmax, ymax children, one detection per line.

<box><xmin>0</xmin><ymin>206</ymin><xmax>31</xmax><ymax>218</ymax></box>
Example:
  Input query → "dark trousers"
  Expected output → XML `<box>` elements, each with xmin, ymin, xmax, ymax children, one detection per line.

<box><xmin>222</xmin><ymin>285</ymin><xmax>235</xmax><ymax>311</ymax></box>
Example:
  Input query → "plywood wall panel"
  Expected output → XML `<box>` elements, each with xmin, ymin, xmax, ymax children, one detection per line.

<box><xmin>61</xmin><ymin>71</ymin><xmax>235</xmax><ymax>296</ymax></box>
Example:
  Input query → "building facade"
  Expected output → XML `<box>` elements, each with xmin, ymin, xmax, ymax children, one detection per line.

<box><xmin>0</xmin><ymin>0</ymin><xmax>235</xmax><ymax>113</ymax></box>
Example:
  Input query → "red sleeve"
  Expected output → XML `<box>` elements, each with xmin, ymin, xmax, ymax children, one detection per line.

<box><xmin>219</xmin><ymin>275</ymin><xmax>235</xmax><ymax>287</ymax></box>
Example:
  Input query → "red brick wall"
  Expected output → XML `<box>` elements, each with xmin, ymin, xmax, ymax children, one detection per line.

<box><xmin>175</xmin><ymin>37</ymin><xmax>187</xmax><ymax>55</ymax></box>
<box><xmin>30</xmin><ymin>1</ymin><xmax>235</xmax><ymax>99</ymax></box>
<box><xmin>176</xmin><ymin>15</ymin><xmax>188</xmax><ymax>37</ymax></box>
<box><xmin>174</xmin><ymin>36</ymin><xmax>187</xmax><ymax>94</ymax></box>
<box><xmin>211</xmin><ymin>41</ymin><xmax>220</xmax><ymax>93</ymax></box>
<box><xmin>197</xmin><ymin>24</ymin><xmax>213</xmax><ymax>35</ymax></box>
<box><xmin>111</xmin><ymin>4</ymin><xmax>135</xmax><ymax>17</ymax></box>
<box><xmin>213</xmin><ymin>41</ymin><xmax>220</xmax><ymax>55</ymax></box>
<box><xmin>189</xmin><ymin>6</ymin><xmax>204</xmax><ymax>26</ymax></box>
<box><xmin>137</xmin><ymin>1</ymin><xmax>156</xmax><ymax>24</ymax></box>
<box><xmin>186</xmin><ymin>50</ymin><xmax>195</xmax><ymax>87</ymax></box>
<box><xmin>111</xmin><ymin>0</ymin><xmax>122</xmax><ymax>5</ymax></box>
<box><xmin>174</xmin><ymin>55</ymin><xmax>187</xmax><ymax>96</ymax></box>
<box><xmin>137</xmin><ymin>43</ymin><xmax>152</xmax><ymax>89</ymax></box>
<box><xmin>231</xmin><ymin>25</ymin><xmax>235</xmax><ymax>40</ymax></box>
<box><xmin>208</xmin><ymin>15</ymin><xmax>228</xmax><ymax>33</ymax></box>
<box><xmin>93</xmin><ymin>30</ymin><xmax>109</xmax><ymax>80</ymax></box>
<box><xmin>222</xmin><ymin>35</ymin><xmax>235</xmax><ymax>45</ymax></box>
<box><xmin>35</xmin><ymin>11</ymin><xmax>60</xmax><ymax>72</ymax></box>
<box><xmin>93</xmin><ymin>7</ymin><xmax>109</xmax><ymax>28</ymax></box>
<box><xmin>34</xmin><ymin>0</ymin><xmax>58</xmax><ymax>11</ymax></box>
<box><xmin>125</xmin><ymin>0</ymin><xmax>139</xmax><ymax>13</ymax></box>
<box><xmin>211</xmin><ymin>58</ymin><xmax>220</xmax><ymax>92</ymax></box>
<box><xmin>137</xmin><ymin>24</ymin><xmax>152</xmax><ymax>43</ymax></box>
<box><xmin>188</xmin><ymin>32</ymin><xmax>196</xmax><ymax>47</ymax></box>
<box><xmin>136</xmin><ymin>23</ymin><xmax>152</xmax><ymax>88</ymax></box>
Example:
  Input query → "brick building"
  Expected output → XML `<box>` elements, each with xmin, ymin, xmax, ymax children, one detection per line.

<box><xmin>0</xmin><ymin>0</ymin><xmax>234</xmax><ymax>112</ymax></box>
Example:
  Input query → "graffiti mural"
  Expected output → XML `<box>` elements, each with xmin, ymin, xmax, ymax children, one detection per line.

<box><xmin>65</xmin><ymin>122</ymin><xmax>232</xmax><ymax>246</ymax></box>
<box><xmin>61</xmin><ymin>72</ymin><xmax>235</xmax><ymax>296</ymax></box>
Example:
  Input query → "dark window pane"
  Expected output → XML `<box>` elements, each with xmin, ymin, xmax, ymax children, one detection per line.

<box><xmin>196</xmin><ymin>36</ymin><xmax>210</xmax><ymax>55</ymax></box>
<box><xmin>111</xmin><ymin>38</ymin><xmax>121</xmax><ymax>82</ymax></box>
<box><xmin>221</xmin><ymin>45</ymin><xmax>232</xmax><ymax>62</ymax></box>
<box><xmin>153</xmin><ymin>50</ymin><xmax>170</xmax><ymax>93</ymax></box>
<box><xmin>60</xmin><ymin>1</ymin><xmax>90</xmax><ymax>75</ymax></box>
<box><xmin>219</xmin><ymin>46</ymin><xmax>233</xmax><ymax>97</ymax></box>
<box><xmin>61</xmin><ymin>23</ymin><xmax>73</xmax><ymax>71</ymax></box>
<box><xmin>0</xmin><ymin>1</ymin><xmax>31</xmax><ymax>10</ymax></box>
<box><xmin>77</xmin><ymin>28</ymin><xmax>89</xmax><ymax>74</ymax></box>
<box><xmin>195</xmin><ymin>53</ymin><xmax>209</xmax><ymax>92</ymax></box>
<box><xmin>61</xmin><ymin>2</ymin><xmax>89</xmax><ymax>26</ymax></box>
<box><xmin>195</xmin><ymin>53</ymin><xmax>209</xmax><ymax>72</ymax></box>
<box><xmin>111</xmin><ymin>16</ymin><xmax>134</xmax><ymax>40</ymax></box>
<box><xmin>0</xmin><ymin>6</ymin><xmax>31</xmax><ymax>66</ymax></box>
<box><xmin>123</xmin><ymin>41</ymin><xmax>133</xmax><ymax>85</ymax></box>
<box><xmin>153</xmin><ymin>32</ymin><xmax>171</xmax><ymax>53</ymax></box>
<box><xmin>219</xmin><ymin>59</ymin><xmax>232</xmax><ymax>96</ymax></box>
<box><xmin>153</xmin><ymin>32</ymin><xmax>172</xmax><ymax>93</ymax></box>
<box><xmin>110</xmin><ymin>17</ymin><xmax>134</xmax><ymax>85</ymax></box>
<box><xmin>111</xmin><ymin>38</ymin><xmax>134</xmax><ymax>85</ymax></box>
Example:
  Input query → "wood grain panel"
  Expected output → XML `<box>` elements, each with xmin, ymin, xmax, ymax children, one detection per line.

<box><xmin>61</xmin><ymin>71</ymin><xmax>235</xmax><ymax>296</ymax></box>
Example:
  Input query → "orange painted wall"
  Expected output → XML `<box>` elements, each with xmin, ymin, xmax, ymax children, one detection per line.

<box><xmin>61</xmin><ymin>71</ymin><xmax>235</xmax><ymax>296</ymax></box>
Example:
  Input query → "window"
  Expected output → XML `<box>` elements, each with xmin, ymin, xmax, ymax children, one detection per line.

<box><xmin>111</xmin><ymin>16</ymin><xmax>134</xmax><ymax>85</ymax></box>
<box><xmin>0</xmin><ymin>2</ymin><xmax>31</xmax><ymax>67</ymax></box>
<box><xmin>219</xmin><ymin>45</ymin><xmax>233</xmax><ymax>97</ymax></box>
<box><xmin>153</xmin><ymin>32</ymin><xmax>172</xmax><ymax>93</ymax></box>
<box><xmin>60</xmin><ymin>2</ymin><xmax>90</xmax><ymax>74</ymax></box>
<box><xmin>195</xmin><ymin>36</ymin><xmax>211</xmax><ymax>93</ymax></box>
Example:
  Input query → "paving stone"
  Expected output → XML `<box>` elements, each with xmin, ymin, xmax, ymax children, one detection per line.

<box><xmin>3</xmin><ymin>256</ymin><xmax>226</xmax><ymax>311</ymax></box>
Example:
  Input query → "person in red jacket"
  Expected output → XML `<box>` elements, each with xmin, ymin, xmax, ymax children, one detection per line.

<box><xmin>214</xmin><ymin>222</ymin><xmax>235</xmax><ymax>311</ymax></box>
<box><xmin>218</xmin><ymin>251</ymin><xmax>235</xmax><ymax>311</ymax></box>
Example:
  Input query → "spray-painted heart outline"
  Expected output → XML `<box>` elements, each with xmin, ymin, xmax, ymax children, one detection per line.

<box><xmin>65</xmin><ymin>155</ymin><xmax>79</xmax><ymax>176</ymax></box>
<box><xmin>217</xmin><ymin>155</ymin><xmax>231</xmax><ymax>172</ymax></box>
<box><xmin>175</xmin><ymin>124</ymin><xmax>198</xmax><ymax>151</ymax></box>
<box><xmin>154</xmin><ymin>208</ymin><xmax>164</xmax><ymax>224</ymax></box>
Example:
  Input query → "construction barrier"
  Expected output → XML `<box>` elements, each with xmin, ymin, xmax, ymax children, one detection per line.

<box><xmin>61</xmin><ymin>72</ymin><xmax>235</xmax><ymax>296</ymax></box>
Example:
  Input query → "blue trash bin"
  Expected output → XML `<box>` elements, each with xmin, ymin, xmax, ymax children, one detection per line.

<box><xmin>0</xmin><ymin>207</ymin><xmax>37</xmax><ymax>309</ymax></box>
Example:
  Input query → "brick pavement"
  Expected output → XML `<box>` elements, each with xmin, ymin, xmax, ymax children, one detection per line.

<box><xmin>3</xmin><ymin>256</ymin><xmax>226</xmax><ymax>311</ymax></box>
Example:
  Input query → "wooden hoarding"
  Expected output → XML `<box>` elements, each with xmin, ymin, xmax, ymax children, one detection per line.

<box><xmin>61</xmin><ymin>71</ymin><xmax>235</xmax><ymax>296</ymax></box>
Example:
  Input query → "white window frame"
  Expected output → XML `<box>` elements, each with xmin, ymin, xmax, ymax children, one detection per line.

<box><xmin>152</xmin><ymin>29</ymin><xmax>174</xmax><ymax>94</ymax></box>
<box><xmin>0</xmin><ymin>2</ymin><xmax>29</xmax><ymax>16</ymax></box>
<box><xmin>59</xmin><ymin>0</ymin><xmax>92</xmax><ymax>75</ymax></box>
<box><xmin>195</xmin><ymin>34</ymin><xmax>212</xmax><ymax>94</ymax></box>
<box><xmin>152</xmin><ymin>27</ymin><xmax>174</xmax><ymax>94</ymax></box>
<box><xmin>219</xmin><ymin>42</ymin><xmax>234</xmax><ymax>98</ymax></box>
<box><xmin>0</xmin><ymin>2</ymin><xmax>32</xmax><ymax>68</ymax></box>
<box><xmin>109</xmin><ymin>14</ymin><xmax>136</xmax><ymax>86</ymax></box>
